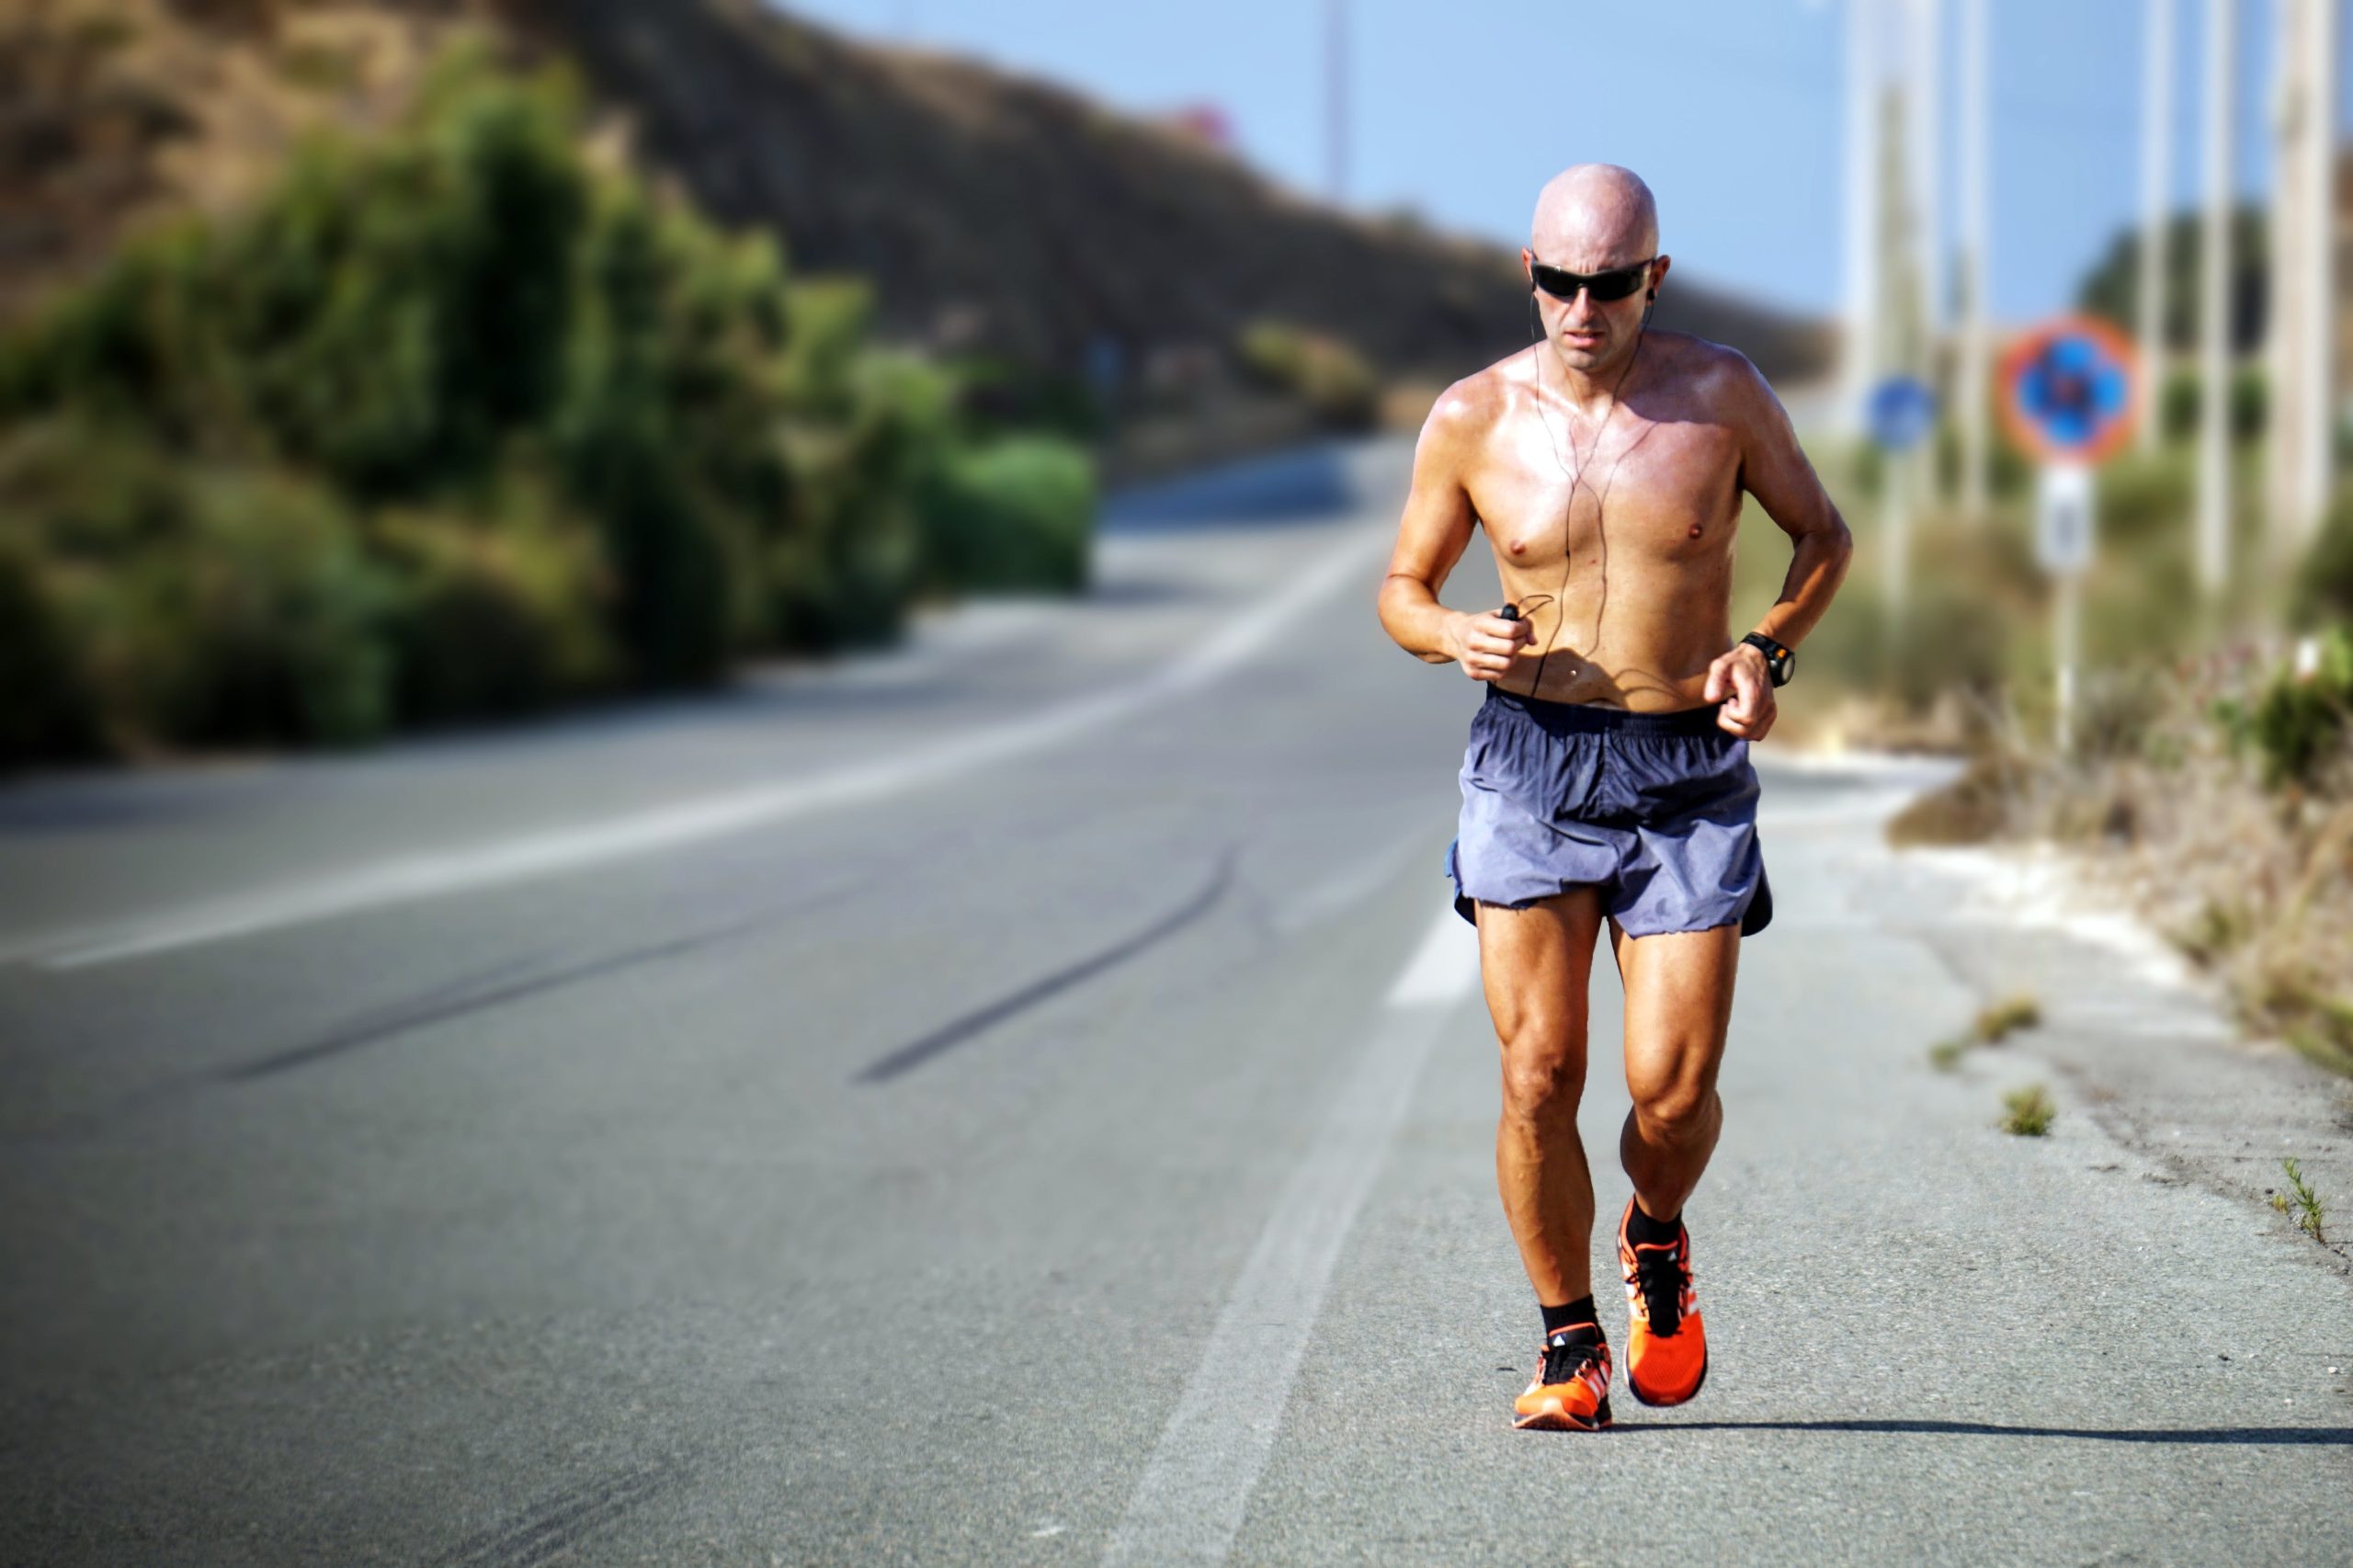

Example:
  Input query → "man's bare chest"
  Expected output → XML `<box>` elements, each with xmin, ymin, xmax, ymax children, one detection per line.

<box><xmin>1466</xmin><ymin>414</ymin><xmax>1742</xmax><ymax>570</ymax></box>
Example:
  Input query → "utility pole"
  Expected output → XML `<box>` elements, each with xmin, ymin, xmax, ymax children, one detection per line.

<box><xmin>1910</xmin><ymin>0</ymin><xmax>1943</xmax><ymax>504</ymax></box>
<box><xmin>1325</xmin><ymin>0</ymin><xmax>1349</xmax><ymax>204</ymax></box>
<box><xmin>2299</xmin><ymin>0</ymin><xmax>2337</xmax><ymax>546</ymax></box>
<box><xmin>2138</xmin><ymin>0</ymin><xmax>2175</xmax><ymax>451</ymax></box>
<box><xmin>1957</xmin><ymin>0</ymin><xmax>1990</xmax><ymax>519</ymax></box>
<box><xmin>1882</xmin><ymin>85</ymin><xmax>1919</xmax><ymax>627</ymax></box>
<box><xmin>2270</xmin><ymin>0</ymin><xmax>2310</xmax><ymax>568</ymax></box>
<box><xmin>2195</xmin><ymin>0</ymin><xmax>2234</xmax><ymax>594</ymax></box>
<box><xmin>1842</xmin><ymin>0</ymin><xmax>1883</xmax><ymax>439</ymax></box>
<box><xmin>2269</xmin><ymin>0</ymin><xmax>2339</xmax><ymax>559</ymax></box>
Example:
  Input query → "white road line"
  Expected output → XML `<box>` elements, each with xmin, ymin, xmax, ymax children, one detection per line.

<box><xmin>1384</xmin><ymin>899</ymin><xmax>1482</xmax><ymax>1006</ymax></box>
<box><xmin>1104</xmin><ymin>905</ymin><xmax>1481</xmax><ymax>1567</ymax></box>
<box><xmin>26</xmin><ymin>525</ymin><xmax>1392</xmax><ymax>971</ymax></box>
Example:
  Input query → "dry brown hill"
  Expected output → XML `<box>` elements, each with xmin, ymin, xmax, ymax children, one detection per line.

<box><xmin>0</xmin><ymin>0</ymin><xmax>1835</xmax><ymax>385</ymax></box>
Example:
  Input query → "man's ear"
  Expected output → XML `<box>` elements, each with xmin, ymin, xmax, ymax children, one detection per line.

<box><xmin>1520</xmin><ymin>245</ymin><xmax>1536</xmax><ymax>289</ymax></box>
<box><xmin>1649</xmin><ymin>254</ymin><xmax>1673</xmax><ymax>296</ymax></box>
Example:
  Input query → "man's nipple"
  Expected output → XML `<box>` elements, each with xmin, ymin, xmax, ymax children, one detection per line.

<box><xmin>1687</xmin><ymin>523</ymin><xmax>1704</xmax><ymax>540</ymax></box>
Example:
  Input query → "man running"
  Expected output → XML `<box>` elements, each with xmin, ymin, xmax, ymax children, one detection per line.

<box><xmin>1373</xmin><ymin>165</ymin><xmax>1852</xmax><ymax>1431</ymax></box>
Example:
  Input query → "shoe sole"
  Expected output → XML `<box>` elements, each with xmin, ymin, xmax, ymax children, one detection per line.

<box><xmin>1626</xmin><ymin>1348</ymin><xmax>1708</xmax><ymax>1408</ymax></box>
<box><xmin>1511</xmin><ymin>1393</ymin><xmax>1614</xmax><ymax>1432</ymax></box>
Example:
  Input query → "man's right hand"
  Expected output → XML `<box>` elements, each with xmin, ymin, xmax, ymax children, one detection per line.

<box><xmin>1448</xmin><ymin>609</ymin><xmax>1533</xmax><ymax>683</ymax></box>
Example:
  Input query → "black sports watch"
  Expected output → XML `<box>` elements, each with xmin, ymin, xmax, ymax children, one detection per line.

<box><xmin>1740</xmin><ymin>631</ymin><xmax>1794</xmax><ymax>687</ymax></box>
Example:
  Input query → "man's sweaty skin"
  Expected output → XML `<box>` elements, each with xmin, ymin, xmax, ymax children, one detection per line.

<box><xmin>1373</xmin><ymin>164</ymin><xmax>1852</xmax><ymax>1316</ymax></box>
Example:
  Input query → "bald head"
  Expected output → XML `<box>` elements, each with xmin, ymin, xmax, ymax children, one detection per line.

<box><xmin>1529</xmin><ymin>165</ymin><xmax>1658</xmax><ymax>269</ymax></box>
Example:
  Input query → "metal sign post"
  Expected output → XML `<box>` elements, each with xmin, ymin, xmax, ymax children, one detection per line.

<box><xmin>2035</xmin><ymin>463</ymin><xmax>2095</xmax><ymax>752</ymax></box>
<box><xmin>1867</xmin><ymin>375</ymin><xmax>1938</xmax><ymax>632</ymax></box>
<box><xmin>2000</xmin><ymin>318</ymin><xmax>2142</xmax><ymax>755</ymax></box>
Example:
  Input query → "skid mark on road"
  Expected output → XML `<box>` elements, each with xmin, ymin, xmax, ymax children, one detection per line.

<box><xmin>855</xmin><ymin>846</ymin><xmax>1236</xmax><ymax>1085</ymax></box>
<box><xmin>1103</xmin><ymin>903</ymin><xmax>1481</xmax><ymax>1567</ymax></box>
<box><xmin>429</xmin><ymin>1461</ymin><xmax>677</xmax><ymax>1568</ymax></box>
<box><xmin>224</xmin><ymin>897</ymin><xmax>821</xmax><ymax>1084</ymax></box>
<box><xmin>21</xmin><ymin>524</ymin><xmax>1389</xmax><ymax>973</ymax></box>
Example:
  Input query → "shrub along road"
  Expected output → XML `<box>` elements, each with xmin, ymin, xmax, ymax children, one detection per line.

<box><xmin>0</xmin><ymin>438</ymin><xmax>2347</xmax><ymax>1565</ymax></box>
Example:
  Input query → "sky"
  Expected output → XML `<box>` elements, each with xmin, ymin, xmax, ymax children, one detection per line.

<box><xmin>775</xmin><ymin>0</ymin><xmax>2345</xmax><ymax>327</ymax></box>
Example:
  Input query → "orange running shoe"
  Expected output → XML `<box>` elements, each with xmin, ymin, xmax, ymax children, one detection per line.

<box><xmin>1511</xmin><ymin>1327</ymin><xmax>1614</xmax><ymax>1431</ymax></box>
<box><xmin>1617</xmin><ymin>1199</ymin><xmax>1708</xmax><ymax>1406</ymax></box>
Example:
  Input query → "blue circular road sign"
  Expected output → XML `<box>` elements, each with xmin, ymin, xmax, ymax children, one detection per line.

<box><xmin>1867</xmin><ymin>376</ymin><xmax>1938</xmax><ymax>452</ymax></box>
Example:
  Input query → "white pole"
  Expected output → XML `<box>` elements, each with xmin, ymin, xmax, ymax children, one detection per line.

<box><xmin>1958</xmin><ymin>0</ymin><xmax>1990</xmax><ymax>519</ymax></box>
<box><xmin>1885</xmin><ymin>451</ymin><xmax>1913</xmax><ymax>630</ymax></box>
<box><xmin>2055</xmin><ymin>574</ymin><xmax>2080</xmax><ymax>755</ymax></box>
<box><xmin>1844</xmin><ymin>0</ymin><xmax>1883</xmax><ymax>439</ymax></box>
<box><xmin>2268</xmin><ymin>0</ymin><xmax>2308</xmax><ymax>569</ymax></box>
<box><xmin>2138</xmin><ymin>0</ymin><xmax>2175</xmax><ymax>451</ymax></box>
<box><xmin>2196</xmin><ymin>0</ymin><xmax>2235</xmax><ymax>593</ymax></box>
<box><xmin>1911</xmin><ymin>0</ymin><xmax>1943</xmax><ymax>502</ymax></box>
<box><xmin>1911</xmin><ymin>0</ymin><xmax>1942</xmax><ymax>340</ymax></box>
<box><xmin>1325</xmin><ymin>0</ymin><xmax>1348</xmax><ymax>204</ymax></box>
<box><xmin>2298</xmin><ymin>0</ymin><xmax>2337</xmax><ymax>541</ymax></box>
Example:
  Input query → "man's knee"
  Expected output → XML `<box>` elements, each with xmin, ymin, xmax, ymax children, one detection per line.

<box><xmin>1498</xmin><ymin>1032</ymin><xmax>1587</xmax><ymax>1125</ymax></box>
<box><xmin>1626</xmin><ymin>1051</ymin><xmax>1721</xmax><ymax>1134</ymax></box>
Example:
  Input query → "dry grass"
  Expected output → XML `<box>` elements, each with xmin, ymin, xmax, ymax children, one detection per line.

<box><xmin>1891</xmin><ymin>642</ymin><xmax>2353</xmax><ymax>1078</ymax></box>
<box><xmin>1928</xmin><ymin>992</ymin><xmax>2040</xmax><ymax>1071</ymax></box>
<box><xmin>2000</xmin><ymin>1084</ymin><xmax>2056</xmax><ymax>1136</ymax></box>
<box><xmin>1974</xmin><ymin>994</ymin><xmax>2042</xmax><ymax>1042</ymax></box>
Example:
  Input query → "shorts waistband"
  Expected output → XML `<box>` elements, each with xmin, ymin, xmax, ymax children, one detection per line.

<box><xmin>1482</xmin><ymin>683</ymin><xmax>1731</xmax><ymax>738</ymax></box>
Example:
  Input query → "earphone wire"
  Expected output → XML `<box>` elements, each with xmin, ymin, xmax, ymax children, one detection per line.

<box><xmin>1519</xmin><ymin>283</ymin><xmax>1654</xmax><ymax>699</ymax></box>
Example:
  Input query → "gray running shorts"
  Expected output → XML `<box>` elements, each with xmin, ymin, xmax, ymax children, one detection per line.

<box><xmin>1444</xmin><ymin>685</ymin><xmax>1773</xmax><ymax>937</ymax></box>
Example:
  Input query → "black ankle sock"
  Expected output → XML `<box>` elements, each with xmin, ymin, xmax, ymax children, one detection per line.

<box><xmin>1625</xmin><ymin>1202</ymin><xmax>1683</xmax><ymax>1247</ymax></box>
<box><xmin>1540</xmin><ymin>1295</ymin><xmax>1601</xmax><ymax>1339</ymax></box>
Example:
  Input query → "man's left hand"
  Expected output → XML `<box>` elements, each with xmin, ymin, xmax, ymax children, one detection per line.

<box><xmin>1703</xmin><ymin>642</ymin><xmax>1777</xmax><ymax>741</ymax></box>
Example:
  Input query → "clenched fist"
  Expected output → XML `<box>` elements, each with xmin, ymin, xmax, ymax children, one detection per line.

<box><xmin>1702</xmin><ymin>641</ymin><xmax>1777</xmax><ymax>740</ymax></box>
<box><xmin>1448</xmin><ymin>608</ymin><xmax>1533</xmax><ymax>683</ymax></box>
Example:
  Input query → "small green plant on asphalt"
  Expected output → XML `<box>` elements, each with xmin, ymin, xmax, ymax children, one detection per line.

<box><xmin>1933</xmin><ymin>993</ymin><xmax>2043</xmax><ymax>1072</ymax></box>
<box><xmin>2000</xmin><ymin>1084</ymin><xmax>2056</xmax><ymax>1136</ymax></box>
<box><xmin>1974</xmin><ymin>994</ymin><xmax>2042</xmax><ymax>1044</ymax></box>
<box><xmin>2274</xmin><ymin>1157</ymin><xmax>2327</xmax><ymax>1244</ymax></box>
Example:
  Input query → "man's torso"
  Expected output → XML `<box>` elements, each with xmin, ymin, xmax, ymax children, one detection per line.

<box><xmin>1456</xmin><ymin>332</ymin><xmax>1747</xmax><ymax>711</ymax></box>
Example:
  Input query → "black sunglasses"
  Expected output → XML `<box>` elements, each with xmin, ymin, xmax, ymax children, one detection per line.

<box><xmin>1529</xmin><ymin>256</ymin><xmax>1655</xmax><ymax>303</ymax></box>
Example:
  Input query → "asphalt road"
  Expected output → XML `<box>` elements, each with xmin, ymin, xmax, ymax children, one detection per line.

<box><xmin>2</xmin><ymin>437</ymin><xmax>2347</xmax><ymax>1566</ymax></box>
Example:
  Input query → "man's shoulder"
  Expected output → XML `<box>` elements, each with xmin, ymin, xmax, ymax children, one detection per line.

<box><xmin>1427</xmin><ymin>354</ymin><xmax>1525</xmax><ymax>427</ymax></box>
<box><xmin>1415</xmin><ymin>354</ymin><xmax>1526</xmax><ymax>454</ymax></box>
<box><xmin>1643</xmin><ymin>331</ymin><xmax>1783</xmax><ymax>431</ymax></box>
<box><xmin>1645</xmin><ymin>330</ymin><xmax>1764</xmax><ymax>392</ymax></box>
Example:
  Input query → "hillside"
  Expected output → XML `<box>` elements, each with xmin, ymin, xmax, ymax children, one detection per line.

<box><xmin>1</xmin><ymin>0</ymin><xmax>1835</xmax><ymax>391</ymax></box>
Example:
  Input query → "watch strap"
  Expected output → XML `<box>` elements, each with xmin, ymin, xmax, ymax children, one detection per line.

<box><xmin>1740</xmin><ymin>631</ymin><xmax>1794</xmax><ymax>687</ymax></box>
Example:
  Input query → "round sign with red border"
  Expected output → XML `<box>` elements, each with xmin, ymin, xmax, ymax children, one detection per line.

<box><xmin>1999</xmin><ymin>315</ymin><xmax>2142</xmax><ymax>465</ymax></box>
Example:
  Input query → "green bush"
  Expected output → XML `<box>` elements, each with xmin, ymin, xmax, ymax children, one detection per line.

<box><xmin>0</xmin><ymin>40</ymin><xmax>1093</xmax><ymax>762</ymax></box>
<box><xmin>0</xmin><ymin>427</ymin><xmax>398</xmax><ymax>751</ymax></box>
<box><xmin>2297</xmin><ymin>484</ymin><xmax>2353</xmax><ymax>628</ymax></box>
<box><xmin>2212</xmin><ymin>626</ymin><xmax>2353</xmax><ymax>789</ymax></box>
<box><xmin>372</xmin><ymin>478</ymin><xmax>619</xmax><ymax>722</ymax></box>
<box><xmin>764</xmin><ymin>325</ymin><xmax>950</xmax><ymax>649</ymax></box>
<box><xmin>2156</xmin><ymin>363</ymin><xmax>2267</xmax><ymax>444</ymax></box>
<box><xmin>2093</xmin><ymin>445</ymin><xmax>2194</xmax><ymax>547</ymax></box>
<box><xmin>920</xmin><ymin>435</ymin><xmax>1096</xmax><ymax>595</ymax></box>
<box><xmin>0</xmin><ymin>538</ymin><xmax>96</xmax><ymax>765</ymax></box>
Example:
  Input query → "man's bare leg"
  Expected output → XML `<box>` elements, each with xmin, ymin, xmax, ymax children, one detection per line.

<box><xmin>1476</xmin><ymin>888</ymin><xmax>1608</xmax><ymax>1306</ymax></box>
<box><xmin>1607</xmin><ymin>921</ymin><xmax>1740</xmax><ymax>1219</ymax></box>
<box><xmin>1601</xmin><ymin>918</ymin><xmax>1739</xmax><ymax>1406</ymax></box>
